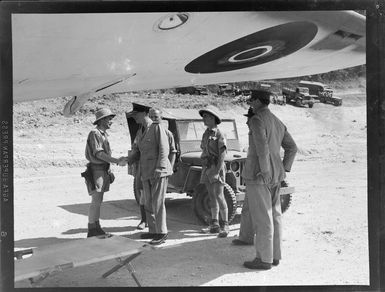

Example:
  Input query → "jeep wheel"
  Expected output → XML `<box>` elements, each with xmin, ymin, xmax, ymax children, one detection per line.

<box><xmin>133</xmin><ymin>177</ymin><xmax>141</xmax><ymax>205</ymax></box>
<box><xmin>280</xmin><ymin>193</ymin><xmax>292</xmax><ymax>213</ymax></box>
<box><xmin>192</xmin><ymin>183</ymin><xmax>237</xmax><ymax>225</ymax></box>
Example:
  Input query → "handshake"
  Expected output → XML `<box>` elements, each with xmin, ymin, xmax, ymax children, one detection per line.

<box><xmin>117</xmin><ymin>156</ymin><xmax>129</xmax><ymax>166</ymax></box>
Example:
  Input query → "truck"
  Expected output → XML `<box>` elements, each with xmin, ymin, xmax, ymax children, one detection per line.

<box><xmin>175</xmin><ymin>86</ymin><xmax>208</xmax><ymax>95</ymax></box>
<box><xmin>217</xmin><ymin>83</ymin><xmax>241</xmax><ymax>96</ymax></box>
<box><xmin>298</xmin><ymin>80</ymin><xmax>342</xmax><ymax>106</ymax></box>
<box><xmin>282</xmin><ymin>86</ymin><xmax>316</xmax><ymax>108</ymax></box>
<box><xmin>126</xmin><ymin>106</ymin><xmax>295</xmax><ymax>225</ymax></box>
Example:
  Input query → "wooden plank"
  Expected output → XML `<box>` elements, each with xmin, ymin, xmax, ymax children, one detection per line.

<box><xmin>15</xmin><ymin>235</ymin><xmax>147</xmax><ymax>282</ymax></box>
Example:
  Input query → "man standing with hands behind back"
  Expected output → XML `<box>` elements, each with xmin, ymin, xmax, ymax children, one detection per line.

<box><xmin>242</xmin><ymin>90</ymin><xmax>297</xmax><ymax>270</ymax></box>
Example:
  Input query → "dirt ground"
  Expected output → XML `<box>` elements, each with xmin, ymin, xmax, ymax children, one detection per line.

<box><xmin>12</xmin><ymin>90</ymin><xmax>369</xmax><ymax>287</ymax></box>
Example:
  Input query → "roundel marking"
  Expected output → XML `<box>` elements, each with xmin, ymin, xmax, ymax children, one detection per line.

<box><xmin>185</xmin><ymin>21</ymin><xmax>318</xmax><ymax>74</ymax></box>
<box><xmin>157</xmin><ymin>13</ymin><xmax>189</xmax><ymax>30</ymax></box>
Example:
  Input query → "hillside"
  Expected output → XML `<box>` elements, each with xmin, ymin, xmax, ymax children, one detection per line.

<box><xmin>204</xmin><ymin>65</ymin><xmax>366</xmax><ymax>94</ymax></box>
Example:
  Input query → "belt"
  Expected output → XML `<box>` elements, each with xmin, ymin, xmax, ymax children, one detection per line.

<box><xmin>88</xmin><ymin>163</ymin><xmax>110</xmax><ymax>171</ymax></box>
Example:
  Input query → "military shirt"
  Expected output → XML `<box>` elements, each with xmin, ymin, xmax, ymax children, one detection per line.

<box><xmin>200</xmin><ymin>127</ymin><xmax>227</xmax><ymax>184</ymax></box>
<box><xmin>200</xmin><ymin>127</ymin><xmax>227</xmax><ymax>161</ymax></box>
<box><xmin>85</xmin><ymin>127</ymin><xmax>111</xmax><ymax>164</ymax></box>
<box><xmin>129</xmin><ymin>119</ymin><xmax>173</xmax><ymax>180</ymax></box>
<box><xmin>242</xmin><ymin>106</ymin><xmax>297</xmax><ymax>184</ymax></box>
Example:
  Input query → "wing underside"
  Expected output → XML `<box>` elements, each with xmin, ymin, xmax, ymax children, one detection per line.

<box><xmin>12</xmin><ymin>11</ymin><xmax>365</xmax><ymax>104</ymax></box>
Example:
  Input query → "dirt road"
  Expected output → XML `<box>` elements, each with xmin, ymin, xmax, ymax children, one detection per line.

<box><xmin>13</xmin><ymin>91</ymin><xmax>369</xmax><ymax>287</ymax></box>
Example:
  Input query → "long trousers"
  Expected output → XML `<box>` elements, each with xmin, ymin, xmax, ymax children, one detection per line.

<box><xmin>142</xmin><ymin>177</ymin><xmax>168</xmax><ymax>234</ymax></box>
<box><xmin>238</xmin><ymin>191</ymin><xmax>254</xmax><ymax>244</ymax></box>
<box><xmin>245</xmin><ymin>180</ymin><xmax>282</xmax><ymax>263</ymax></box>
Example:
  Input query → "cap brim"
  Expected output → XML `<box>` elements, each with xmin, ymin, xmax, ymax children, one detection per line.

<box><xmin>126</xmin><ymin>111</ymin><xmax>139</xmax><ymax>117</ymax></box>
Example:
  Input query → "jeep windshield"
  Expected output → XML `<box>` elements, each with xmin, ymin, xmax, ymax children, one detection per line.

<box><xmin>177</xmin><ymin>120</ymin><xmax>238</xmax><ymax>141</ymax></box>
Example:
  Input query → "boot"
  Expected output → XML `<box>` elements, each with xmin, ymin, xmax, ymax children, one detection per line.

<box><xmin>87</xmin><ymin>223</ymin><xmax>99</xmax><ymax>238</ymax></box>
<box><xmin>244</xmin><ymin>258</ymin><xmax>272</xmax><ymax>270</ymax></box>
<box><xmin>136</xmin><ymin>205</ymin><xmax>148</xmax><ymax>230</ymax></box>
<box><xmin>149</xmin><ymin>233</ymin><xmax>168</xmax><ymax>245</ymax></box>
<box><xmin>95</xmin><ymin>220</ymin><xmax>106</xmax><ymax>235</ymax></box>
<box><xmin>218</xmin><ymin>220</ymin><xmax>229</xmax><ymax>238</ymax></box>
<box><xmin>209</xmin><ymin>219</ymin><xmax>220</xmax><ymax>233</ymax></box>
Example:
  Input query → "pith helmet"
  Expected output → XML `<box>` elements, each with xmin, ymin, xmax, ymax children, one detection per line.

<box><xmin>93</xmin><ymin>108</ymin><xmax>116</xmax><ymax>125</ymax></box>
<box><xmin>199</xmin><ymin>108</ymin><xmax>221</xmax><ymax>124</ymax></box>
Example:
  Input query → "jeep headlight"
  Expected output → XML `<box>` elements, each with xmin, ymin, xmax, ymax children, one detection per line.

<box><xmin>230</xmin><ymin>161</ymin><xmax>240</xmax><ymax>172</ymax></box>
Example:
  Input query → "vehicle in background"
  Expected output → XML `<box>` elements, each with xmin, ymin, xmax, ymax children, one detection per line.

<box><xmin>126</xmin><ymin>107</ymin><xmax>294</xmax><ymax>225</ymax></box>
<box><xmin>237</xmin><ymin>86</ymin><xmax>286</xmax><ymax>105</ymax></box>
<box><xmin>298</xmin><ymin>80</ymin><xmax>342</xmax><ymax>106</ymax></box>
<box><xmin>271</xmin><ymin>94</ymin><xmax>286</xmax><ymax>105</ymax></box>
<box><xmin>282</xmin><ymin>86</ymin><xmax>316</xmax><ymax>108</ymax></box>
<box><xmin>217</xmin><ymin>83</ymin><xmax>241</xmax><ymax>96</ymax></box>
<box><xmin>175</xmin><ymin>86</ymin><xmax>208</xmax><ymax>95</ymax></box>
<box><xmin>258</xmin><ymin>83</ymin><xmax>272</xmax><ymax>91</ymax></box>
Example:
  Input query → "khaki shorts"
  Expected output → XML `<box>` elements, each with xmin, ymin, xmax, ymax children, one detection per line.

<box><xmin>200</xmin><ymin>165</ymin><xmax>226</xmax><ymax>184</ymax></box>
<box><xmin>89</xmin><ymin>164</ymin><xmax>110</xmax><ymax>194</ymax></box>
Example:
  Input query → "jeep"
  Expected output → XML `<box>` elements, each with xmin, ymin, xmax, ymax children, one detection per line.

<box><xmin>126</xmin><ymin>107</ymin><xmax>294</xmax><ymax>224</ymax></box>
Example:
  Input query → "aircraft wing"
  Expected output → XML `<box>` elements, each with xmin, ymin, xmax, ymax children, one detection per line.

<box><xmin>12</xmin><ymin>11</ymin><xmax>365</xmax><ymax>115</ymax></box>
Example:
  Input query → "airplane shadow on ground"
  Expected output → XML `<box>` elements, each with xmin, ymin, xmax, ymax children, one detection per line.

<box><xmin>58</xmin><ymin>197</ymin><xmax>209</xmax><ymax>230</ymax></box>
<box><xmin>58</xmin><ymin>197</ymin><xmax>196</xmax><ymax>220</ymax></box>
<box><xmin>59</xmin><ymin>197</ymin><xmax>241</xmax><ymax>226</ymax></box>
<box><xmin>15</xmin><ymin>198</ymin><xmax>241</xmax><ymax>249</ymax></box>
<box><xmin>59</xmin><ymin>197</ymin><xmax>241</xmax><ymax>238</ymax></box>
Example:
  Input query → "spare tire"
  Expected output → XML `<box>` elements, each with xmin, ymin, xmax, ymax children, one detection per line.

<box><xmin>280</xmin><ymin>193</ymin><xmax>292</xmax><ymax>213</ymax></box>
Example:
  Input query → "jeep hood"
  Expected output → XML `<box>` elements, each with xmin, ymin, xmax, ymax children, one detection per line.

<box><xmin>180</xmin><ymin>150</ymin><xmax>247</xmax><ymax>166</ymax></box>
